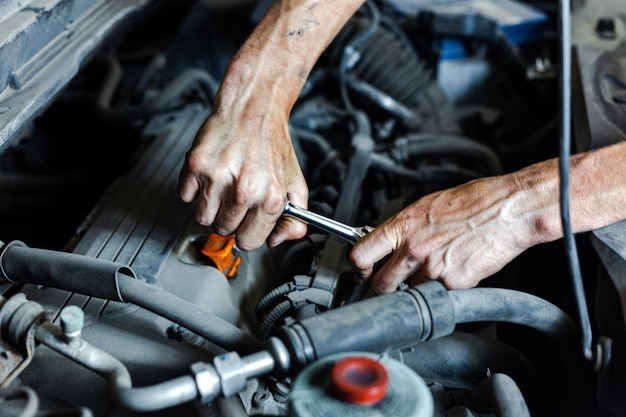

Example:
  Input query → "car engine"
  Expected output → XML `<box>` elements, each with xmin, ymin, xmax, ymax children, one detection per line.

<box><xmin>0</xmin><ymin>0</ymin><xmax>625</xmax><ymax>416</ymax></box>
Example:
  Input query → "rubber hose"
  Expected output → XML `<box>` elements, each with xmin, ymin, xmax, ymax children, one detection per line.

<box><xmin>394</xmin><ymin>133</ymin><xmax>503</xmax><ymax>174</ymax></box>
<box><xmin>370</xmin><ymin>152</ymin><xmax>483</xmax><ymax>182</ymax></box>
<box><xmin>333</xmin><ymin>17</ymin><xmax>433</xmax><ymax>107</ymax></box>
<box><xmin>0</xmin><ymin>242</ymin><xmax>264</xmax><ymax>353</ymax></box>
<box><xmin>96</xmin><ymin>56</ymin><xmax>217</xmax><ymax>122</ymax></box>
<box><xmin>0</xmin><ymin>386</ymin><xmax>39</xmax><ymax>417</ymax></box>
<box><xmin>119</xmin><ymin>276</ymin><xmax>265</xmax><ymax>353</ymax></box>
<box><xmin>396</xmin><ymin>332</ymin><xmax>538</xmax><ymax>391</ymax></box>
<box><xmin>449</xmin><ymin>288</ymin><xmax>579</xmax><ymax>351</ymax></box>
<box><xmin>471</xmin><ymin>373</ymin><xmax>531</xmax><ymax>417</ymax></box>
<box><xmin>449</xmin><ymin>287</ymin><xmax>594</xmax><ymax>412</ymax></box>
<box><xmin>279</xmin><ymin>282</ymin><xmax>581</xmax><ymax>373</ymax></box>
<box><xmin>395</xmin><ymin>332</ymin><xmax>544</xmax><ymax>413</ymax></box>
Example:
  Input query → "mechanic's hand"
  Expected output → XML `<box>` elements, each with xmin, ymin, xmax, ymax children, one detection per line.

<box><xmin>349</xmin><ymin>174</ymin><xmax>548</xmax><ymax>292</ymax></box>
<box><xmin>178</xmin><ymin>0</ymin><xmax>366</xmax><ymax>251</ymax></box>
<box><xmin>178</xmin><ymin>102</ymin><xmax>308</xmax><ymax>252</ymax></box>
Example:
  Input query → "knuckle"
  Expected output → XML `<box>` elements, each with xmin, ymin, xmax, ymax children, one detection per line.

<box><xmin>235</xmin><ymin>236</ymin><xmax>261</xmax><ymax>252</ymax></box>
<box><xmin>263</xmin><ymin>189</ymin><xmax>286</xmax><ymax>215</ymax></box>
<box><xmin>348</xmin><ymin>249</ymin><xmax>366</xmax><ymax>269</ymax></box>
<box><xmin>195</xmin><ymin>215</ymin><xmax>210</xmax><ymax>227</ymax></box>
<box><xmin>233</xmin><ymin>181</ymin><xmax>255</xmax><ymax>206</ymax></box>
<box><xmin>421</xmin><ymin>260</ymin><xmax>439</xmax><ymax>280</ymax></box>
<box><xmin>185</xmin><ymin>151</ymin><xmax>209</xmax><ymax>174</ymax></box>
<box><xmin>402</xmin><ymin>245</ymin><xmax>423</xmax><ymax>266</ymax></box>
<box><xmin>373</xmin><ymin>274</ymin><xmax>395</xmax><ymax>295</ymax></box>
<box><xmin>213</xmin><ymin>225</ymin><xmax>235</xmax><ymax>238</ymax></box>
<box><xmin>288</xmin><ymin>181</ymin><xmax>308</xmax><ymax>200</ymax></box>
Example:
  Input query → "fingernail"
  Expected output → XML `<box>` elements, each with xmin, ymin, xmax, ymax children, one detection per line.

<box><xmin>268</xmin><ymin>236</ymin><xmax>285</xmax><ymax>247</ymax></box>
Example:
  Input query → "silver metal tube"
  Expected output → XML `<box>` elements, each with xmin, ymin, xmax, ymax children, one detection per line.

<box><xmin>115</xmin><ymin>376</ymin><xmax>199</xmax><ymax>412</ymax></box>
<box><xmin>241</xmin><ymin>351</ymin><xmax>275</xmax><ymax>379</ymax></box>
<box><xmin>35</xmin><ymin>322</ymin><xmax>199</xmax><ymax>412</ymax></box>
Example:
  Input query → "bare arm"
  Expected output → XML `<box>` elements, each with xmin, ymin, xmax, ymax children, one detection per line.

<box><xmin>178</xmin><ymin>0</ymin><xmax>365</xmax><ymax>251</ymax></box>
<box><xmin>350</xmin><ymin>140</ymin><xmax>626</xmax><ymax>292</ymax></box>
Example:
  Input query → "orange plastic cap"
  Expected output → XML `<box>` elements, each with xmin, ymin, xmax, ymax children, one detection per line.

<box><xmin>201</xmin><ymin>233</ymin><xmax>242</xmax><ymax>278</ymax></box>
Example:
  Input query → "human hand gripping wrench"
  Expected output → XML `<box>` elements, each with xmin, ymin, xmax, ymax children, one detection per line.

<box><xmin>283</xmin><ymin>201</ymin><xmax>393</xmax><ymax>299</ymax></box>
<box><xmin>282</xmin><ymin>200</ymin><xmax>374</xmax><ymax>245</ymax></box>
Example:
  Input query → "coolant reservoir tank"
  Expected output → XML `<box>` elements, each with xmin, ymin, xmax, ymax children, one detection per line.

<box><xmin>288</xmin><ymin>352</ymin><xmax>434</xmax><ymax>417</ymax></box>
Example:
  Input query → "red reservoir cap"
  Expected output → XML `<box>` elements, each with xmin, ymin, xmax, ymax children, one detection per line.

<box><xmin>331</xmin><ymin>356</ymin><xmax>389</xmax><ymax>405</ymax></box>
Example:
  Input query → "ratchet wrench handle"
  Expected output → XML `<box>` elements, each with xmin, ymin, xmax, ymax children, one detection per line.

<box><xmin>283</xmin><ymin>201</ymin><xmax>373</xmax><ymax>245</ymax></box>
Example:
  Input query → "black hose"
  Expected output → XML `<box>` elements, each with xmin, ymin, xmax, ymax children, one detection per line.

<box><xmin>332</xmin><ymin>10</ymin><xmax>434</xmax><ymax>111</ymax></box>
<box><xmin>0</xmin><ymin>242</ymin><xmax>264</xmax><ymax>353</ymax></box>
<box><xmin>279</xmin><ymin>282</ymin><xmax>581</xmax><ymax>373</ymax></box>
<box><xmin>291</xmin><ymin>128</ymin><xmax>334</xmax><ymax>156</ymax></box>
<box><xmin>449</xmin><ymin>288</ymin><xmax>579</xmax><ymax>350</ymax></box>
<box><xmin>96</xmin><ymin>55</ymin><xmax>218</xmax><ymax>123</ymax></box>
<box><xmin>337</xmin><ymin>2</ymin><xmax>381</xmax><ymax>112</ymax></box>
<box><xmin>291</xmin><ymin>128</ymin><xmax>341</xmax><ymax>182</ymax></box>
<box><xmin>132</xmin><ymin>53</ymin><xmax>167</xmax><ymax>99</ymax></box>
<box><xmin>448</xmin><ymin>287</ymin><xmax>594</xmax><ymax>413</ymax></box>
<box><xmin>392</xmin><ymin>133</ymin><xmax>503</xmax><ymax>175</ymax></box>
<box><xmin>346</xmin><ymin>76</ymin><xmax>419</xmax><ymax>125</ymax></box>
<box><xmin>370</xmin><ymin>152</ymin><xmax>483</xmax><ymax>182</ymax></box>
<box><xmin>0</xmin><ymin>386</ymin><xmax>39</xmax><ymax>417</ymax></box>
<box><xmin>471</xmin><ymin>373</ymin><xmax>531</xmax><ymax>417</ymax></box>
<box><xmin>277</xmin><ymin>283</ymin><xmax>592</xmax><ymax>412</ymax></box>
<box><xmin>396</xmin><ymin>332</ymin><xmax>539</xmax><ymax>390</ymax></box>
<box><xmin>119</xmin><ymin>276</ymin><xmax>265</xmax><ymax>352</ymax></box>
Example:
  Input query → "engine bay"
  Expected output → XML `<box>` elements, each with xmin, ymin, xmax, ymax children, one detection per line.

<box><xmin>1</xmin><ymin>0</ymin><xmax>626</xmax><ymax>416</ymax></box>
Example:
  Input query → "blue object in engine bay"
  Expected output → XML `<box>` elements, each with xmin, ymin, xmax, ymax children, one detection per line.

<box><xmin>384</xmin><ymin>0</ymin><xmax>548</xmax><ymax>60</ymax></box>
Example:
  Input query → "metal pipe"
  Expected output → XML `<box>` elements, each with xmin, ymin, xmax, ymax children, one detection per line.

<box><xmin>35</xmin><ymin>322</ymin><xmax>199</xmax><ymax>412</ymax></box>
<box><xmin>241</xmin><ymin>351</ymin><xmax>276</xmax><ymax>379</ymax></box>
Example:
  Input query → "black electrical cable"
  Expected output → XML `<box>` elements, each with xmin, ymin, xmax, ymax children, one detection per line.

<box><xmin>255</xmin><ymin>281</ymin><xmax>296</xmax><ymax>320</ymax></box>
<box><xmin>257</xmin><ymin>299</ymin><xmax>292</xmax><ymax>341</ymax></box>
<box><xmin>558</xmin><ymin>0</ymin><xmax>593</xmax><ymax>361</ymax></box>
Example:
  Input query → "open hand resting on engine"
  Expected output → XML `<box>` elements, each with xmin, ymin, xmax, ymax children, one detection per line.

<box><xmin>350</xmin><ymin>140</ymin><xmax>626</xmax><ymax>293</ymax></box>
